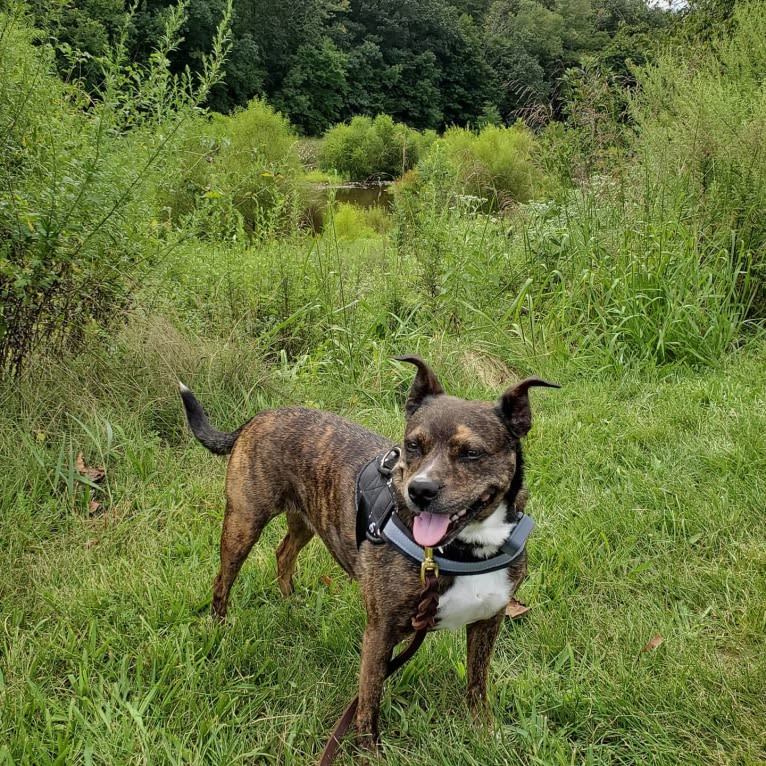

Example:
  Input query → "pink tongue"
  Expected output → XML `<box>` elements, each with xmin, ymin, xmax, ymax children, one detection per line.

<box><xmin>412</xmin><ymin>512</ymin><xmax>451</xmax><ymax>547</ymax></box>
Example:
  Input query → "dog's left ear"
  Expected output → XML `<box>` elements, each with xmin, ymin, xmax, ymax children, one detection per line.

<box><xmin>396</xmin><ymin>355</ymin><xmax>445</xmax><ymax>417</ymax></box>
<box><xmin>498</xmin><ymin>377</ymin><xmax>559</xmax><ymax>437</ymax></box>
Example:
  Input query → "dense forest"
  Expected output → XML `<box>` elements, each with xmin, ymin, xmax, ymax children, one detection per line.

<box><xmin>31</xmin><ymin>0</ymin><xmax>677</xmax><ymax>132</ymax></box>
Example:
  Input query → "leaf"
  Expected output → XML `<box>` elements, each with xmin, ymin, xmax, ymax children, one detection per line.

<box><xmin>75</xmin><ymin>452</ymin><xmax>105</xmax><ymax>483</ymax></box>
<box><xmin>641</xmin><ymin>634</ymin><xmax>665</xmax><ymax>653</ymax></box>
<box><xmin>505</xmin><ymin>598</ymin><xmax>530</xmax><ymax>619</ymax></box>
<box><xmin>88</xmin><ymin>500</ymin><xmax>102</xmax><ymax>515</ymax></box>
<box><xmin>320</xmin><ymin>575</ymin><xmax>335</xmax><ymax>591</ymax></box>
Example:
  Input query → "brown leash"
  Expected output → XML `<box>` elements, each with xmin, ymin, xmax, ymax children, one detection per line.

<box><xmin>318</xmin><ymin>557</ymin><xmax>440</xmax><ymax>766</ymax></box>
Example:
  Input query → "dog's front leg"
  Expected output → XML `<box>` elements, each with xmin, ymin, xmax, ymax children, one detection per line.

<box><xmin>355</xmin><ymin>619</ymin><xmax>396</xmax><ymax>749</ymax></box>
<box><xmin>465</xmin><ymin>612</ymin><xmax>503</xmax><ymax>715</ymax></box>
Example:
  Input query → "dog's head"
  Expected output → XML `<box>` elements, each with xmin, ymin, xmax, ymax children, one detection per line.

<box><xmin>392</xmin><ymin>356</ymin><xmax>558</xmax><ymax>548</ymax></box>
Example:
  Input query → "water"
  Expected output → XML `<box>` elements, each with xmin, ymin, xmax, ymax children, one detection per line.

<box><xmin>332</xmin><ymin>183</ymin><xmax>392</xmax><ymax>209</ymax></box>
<box><xmin>305</xmin><ymin>182</ymin><xmax>392</xmax><ymax>232</ymax></box>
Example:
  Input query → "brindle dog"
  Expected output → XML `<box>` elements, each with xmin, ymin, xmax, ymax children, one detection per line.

<box><xmin>180</xmin><ymin>356</ymin><xmax>556</xmax><ymax>748</ymax></box>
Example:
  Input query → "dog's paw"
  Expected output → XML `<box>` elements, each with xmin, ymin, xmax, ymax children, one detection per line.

<box><xmin>465</xmin><ymin>688</ymin><xmax>495</xmax><ymax>730</ymax></box>
<box><xmin>352</xmin><ymin>737</ymin><xmax>384</xmax><ymax>766</ymax></box>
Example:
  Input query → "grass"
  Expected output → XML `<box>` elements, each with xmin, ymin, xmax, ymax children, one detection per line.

<box><xmin>1</xmin><ymin>323</ymin><xmax>765</xmax><ymax>765</ymax></box>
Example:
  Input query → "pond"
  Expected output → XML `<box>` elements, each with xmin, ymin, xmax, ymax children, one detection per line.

<box><xmin>306</xmin><ymin>182</ymin><xmax>393</xmax><ymax>232</ymax></box>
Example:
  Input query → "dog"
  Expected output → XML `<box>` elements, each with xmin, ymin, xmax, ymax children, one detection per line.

<box><xmin>179</xmin><ymin>356</ymin><xmax>557</xmax><ymax>749</ymax></box>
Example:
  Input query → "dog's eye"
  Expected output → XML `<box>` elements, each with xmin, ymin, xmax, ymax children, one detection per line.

<box><xmin>404</xmin><ymin>439</ymin><xmax>421</xmax><ymax>456</ymax></box>
<box><xmin>461</xmin><ymin>448</ymin><xmax>485</xmax><ymax>461</ymax></box>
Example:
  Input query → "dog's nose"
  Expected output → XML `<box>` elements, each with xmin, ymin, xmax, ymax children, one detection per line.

<box><xmin>408</xmin><ymin>477</ymin><xmax>440</xmax><ymax>507</ymax></box>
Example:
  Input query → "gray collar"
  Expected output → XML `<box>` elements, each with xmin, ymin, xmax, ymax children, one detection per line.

<box><xmin>380</xmin><ymin>510</ymin><xmax>533</xmax><ymax>575</ymax></box>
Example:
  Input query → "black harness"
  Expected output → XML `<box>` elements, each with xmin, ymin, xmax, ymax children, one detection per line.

<box><xmin>355</xmin><ymin>448</ymin><xmax>534</xmax><ymax>576</ymax></box>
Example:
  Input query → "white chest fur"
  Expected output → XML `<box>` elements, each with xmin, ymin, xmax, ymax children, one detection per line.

<box><xmin>435</xmin><ymin>569</ymin><xmax>512</xmax><ymax>631</ymax></box>
<box><xmin>435</xmin><ymin>503</ymin><xmax>515</xmax><ymax>631</ymax></box>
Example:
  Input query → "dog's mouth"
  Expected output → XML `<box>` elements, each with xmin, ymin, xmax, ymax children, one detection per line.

<box><xmin>411</xmin><ymin>489</ymin><xmax>499</xmax><ymax>547</ymax></box>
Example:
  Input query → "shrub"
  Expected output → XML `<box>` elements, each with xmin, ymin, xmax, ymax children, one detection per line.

<box><xmin>163</xmin><ymin>98</ymin><xmax>302</xmax><ymax>241</ymax></box>
<box><xmin>319</xmin><ymin>115</ymin><xmax>435</xmax><ymax>181</ymax></box>
<box><xmin>435</xmin><ymin>122</ymin><xmax>547</xmax><ymax>207</ymax></box>
<box><xmin>0</xmin><ymin>2</ymin><xmax>230</xmax><ymax>376</ymax></box>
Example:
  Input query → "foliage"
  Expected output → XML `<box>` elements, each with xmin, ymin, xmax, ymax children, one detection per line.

<box><xmin>0</xmin><ymin>1</ymin><xmax>231</xmax><ymax>376</ymax></box>
<box><xmin>630</xmin><ymin>0</ymin><xmax>766</xmax><ymax>316</ymax></box>
<box><xmin>272</xmin><ymin>37</ymin><xmax>349</xmax><ymax>136</ymax></box>
<box><xmin>162</xmin><ymin>98</ymin><xmax>302</xmax><ymax>241</ymax></box>
<box><xmin>327</xmin><ymin>202</ymin><xmax>392</xmax><ymax>241</ymax></box>
<box><xmin>674</xmin><ymin>0</ymin><xmax>736</xmax><ymax>42</ymax></box>
<box><xmin>319</xmin><ymin>115</ymin><xmax>435</xmax><ymax>181</ymax></box>
<box><xmin>28</xmin><ymin>0</ymin><xmax>671</xmax><ymax>133</ymax></box>
<box><xmin>414</xmin><ymin>123</ymin><xmax>548</xmax><ymax>209</ymax></box>
<box><xmin>518</xmin><ymin>186</ymin><xmax>752</xmax><ymax>366</ymax></box>
<box><xmin>555</xmin><ymin>56</ymin><xmax>628</xmax><ymax>182</ymax></box>
<box><xmin>339</xmin><ymin>0</ymin><xmax>494</xmax><ymax>129</ymax></box>
<box><xmin>482</xmin><ymin>0</ymin><xmax>667</xmax><ymax>123</ymax></box>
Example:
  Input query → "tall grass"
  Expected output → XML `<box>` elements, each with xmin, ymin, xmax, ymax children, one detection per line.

<box><xmin>630</xmin><ymin>1</ymin><xmax>766</xmax><ymax>316</ymax></box>
<box><xmin>515</xmin><ymin>180</ymin><xmax>754</xmax><ymax>366</ymax></box>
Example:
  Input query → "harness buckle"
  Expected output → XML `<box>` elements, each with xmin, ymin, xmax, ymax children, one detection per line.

<box><xmin>378</xmin><ymin>447</ymin><xmax>400</xmax><ymax>477</ymax></box>
<box><xmin>420</xmin><ymin>546</ymin><xmax>440</xmax><ymax>584</ymax></box>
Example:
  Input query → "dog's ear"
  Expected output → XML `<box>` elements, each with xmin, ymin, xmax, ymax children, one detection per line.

<box><xmin>396</xmin><ymin>355</ymin><xmax>445</xmax><ymax>417</ymax></box>
<box><xmin>498</xmin><ymin>377</ymin><xmax>559</xmax><ymax>437</ymax></box>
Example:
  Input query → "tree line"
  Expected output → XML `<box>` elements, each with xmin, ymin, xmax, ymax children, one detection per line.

<box><xmin>33</xmin><ymin>0</ymin><xmax>676</xmax><ymax>134</ymax></box>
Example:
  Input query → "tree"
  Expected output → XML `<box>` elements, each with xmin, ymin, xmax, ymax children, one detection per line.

<box><xmin>274</xmin><ymin>38</ymin><xmax>349</xmax><ymax>135</ymax></box>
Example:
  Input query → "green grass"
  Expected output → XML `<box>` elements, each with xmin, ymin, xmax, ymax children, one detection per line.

<box><xmin>2</xmin><ymin>326</ymin><xmax>765</xmax><ymax>765</ymax></box>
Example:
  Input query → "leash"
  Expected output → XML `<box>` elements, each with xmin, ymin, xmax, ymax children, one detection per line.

<box><xmin>318</xmin><ymin>552</ymin><xmax>441</xmax><ymax>766</ymax></box>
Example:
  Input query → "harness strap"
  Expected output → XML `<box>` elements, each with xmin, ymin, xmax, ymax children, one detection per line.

<box><xmin>355</xmin><ymin>448</ymin><xmax>399</xmax><ymax>546</ymax></box>
<box><xmin>382</xmin><ymin>512</ymin><xmax>534</xmax><ymax>575</ymax></box>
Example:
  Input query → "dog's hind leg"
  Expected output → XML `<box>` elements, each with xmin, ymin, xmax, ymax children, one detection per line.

<box><xmin>212</xmin><ymin>496</ymin><xmax>272</xmax><ymax>621</ymax></box>
<box><xmin>276</xmin><ymin>510</ymin><xmax>315</xmax><ymax>597</ymax></box>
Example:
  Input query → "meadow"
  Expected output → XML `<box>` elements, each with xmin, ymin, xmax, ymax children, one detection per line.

<box><xmin>2</xmin><ymin>312</ymin><xmax>766</xmax><ymax>765</ymax></box>
<box><xmin>2</xmin><ymin>2</ymin><xmax>766</xmax><ymax>764</ymax></box>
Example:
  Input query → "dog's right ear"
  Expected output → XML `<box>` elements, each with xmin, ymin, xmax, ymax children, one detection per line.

<box><xmin>396</xmin><ymin>355</ymin><xmax>445</xmax><ymax>417</ymax></box>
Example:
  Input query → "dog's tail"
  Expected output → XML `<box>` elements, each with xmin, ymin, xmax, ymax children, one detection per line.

<box><xmin>179</xmin><ymin>383</ymin><xmax>241</xmax><ymax>455</ymax></box>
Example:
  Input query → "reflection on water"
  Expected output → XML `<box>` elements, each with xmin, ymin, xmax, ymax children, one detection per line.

<box><xmin>333</xmin><ymin>183</ymin><xmax>392</xmax><ymax>209</ymax></box>
<box><xmin>306</xmin><ymin>182</ymin><xmax>392</xmax><ymax>232</ymax></box>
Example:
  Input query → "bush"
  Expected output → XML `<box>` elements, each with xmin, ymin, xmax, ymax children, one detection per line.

<box><xmin>319</xmin><ymin>115</ymin><xmax>435</xmax><ymax>181</ymax></box>
<box><xmin>435</xmin><ymin>122</ymin><xmax>547</xmax><ymax>207</ymax></box>
<box><xmin>0</xmin><ymin>1</ymin><xmax>230</xmax><ymax>377</ymax></box>
<box><xmin>163</xmin><ymin>98</ymin><xmax>302</xmax><ymax>241</ymax></box>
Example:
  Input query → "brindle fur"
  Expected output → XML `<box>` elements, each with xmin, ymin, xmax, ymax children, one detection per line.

<box><xmin>180</xmin><ymin>356</ymin><xmax>556</xmax><ymax>748</ymax></box>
